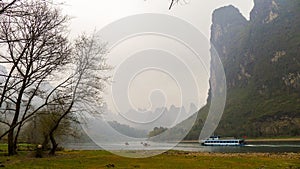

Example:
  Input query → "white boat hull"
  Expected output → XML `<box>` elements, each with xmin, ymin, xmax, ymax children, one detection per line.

<box><xmin>201</xmin><ymin>137</ymin><xmax>245</xmax><ymax>146</ymax></box>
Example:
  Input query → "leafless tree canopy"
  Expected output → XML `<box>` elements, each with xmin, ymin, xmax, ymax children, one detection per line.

<box><xmin>0</xmin><ymin>0</ymin><xmax>111</xmax><ymax>156</ymax></box>
<box><xmin>46</xmin><ymin>33</ymin><xmax>111</xmax><ymax>155</ymax></box>
<box><xmin>0</xmin><ymin>0</ymin><xmax>19</xmax><ymax>14</ymax></box>
<box><xmin>0</xmin><ymin>0</ymin><xmax>72</xmax><ymax>155</ymax></box>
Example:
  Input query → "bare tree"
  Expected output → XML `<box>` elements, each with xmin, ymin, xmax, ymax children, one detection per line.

<box><xmin>0</xmin><ymin>0</ymin><xmax>110</xmax><ymax>156</ymax></box>
<box><xmin>0</xmin><ymin>0</ymin><xmax>71</xmax><ymax>155</ymax></box>
<box><xmin>45</xmin><ymin>33</ymin><xmax>110</xmax><ymax>155</ymax></box>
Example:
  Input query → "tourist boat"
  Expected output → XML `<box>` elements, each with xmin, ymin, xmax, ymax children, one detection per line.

<box><xmin>201</xmin><ymin>136</ymin><xmax>245</xmax><ymax>146</ymax></box>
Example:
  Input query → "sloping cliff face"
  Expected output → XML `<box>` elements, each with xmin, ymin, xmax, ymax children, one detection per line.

<box><xmin>184</xmin><ymin>0</ymin><xmax>300</xmax><ymax>139</ymax></box>
<box><xmin>211</xmin><ymin>5</ymin><xmax>250</xmax><ymax>89</ymax></box>
<box><xmin>210</xmin><ymin>0</ymin><xmax>300</xmax><ymax>137</ymax></box>
<box><xmin>250</xmin><ymin>0</ymin><xmax>280</xmax><ymax>24</ymax></box>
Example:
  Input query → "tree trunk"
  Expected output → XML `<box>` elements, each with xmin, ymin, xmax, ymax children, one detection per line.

<box><xmin>42</xmin><ymin>135</ymin><xmax>49</xmax><ymax>151</ymax></box>
<box><xmin>49</xmin><ymin>131</ymin><xmax>58</xmax><ymax>155</ymax></box>
<box><xmin>7</xmin><ymin>129</ymin><xmax>17</xmax><ymax>156</ymax></box>
<box><xmin>7</xmin><ymin>77</ymin><xmax>28</xmax><ymax>156</ymax></box>
<box><xmin>13</xmin><ymin>123</ymin><xmax>22</xmax><ymax>153</ymax></box>
<box><xmin>48</xmin><ymin>102</ymin><xmax>73</xmax><ymax>155</ymax></box>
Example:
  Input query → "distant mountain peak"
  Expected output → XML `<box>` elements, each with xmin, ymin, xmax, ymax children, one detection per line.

<box><xmin>211</xmin><ymin>5</ymin><xmax>248</xmax><ymax>48</ymax></box>
<box><xmin>212</xmin><ymin>5</ymin><xmax>247</xmax><ymax>27</ymax></box>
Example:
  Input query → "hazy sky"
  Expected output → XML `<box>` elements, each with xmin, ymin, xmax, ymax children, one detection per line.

<box><xmin>62</xmin><ymin>0</ymin><xmax>253</xmax><ymax>38</ymax></box>
<box><xmin>58</xmin><ymin>0</ymin><xmax>254</xmax><ymax>113</ymax></box>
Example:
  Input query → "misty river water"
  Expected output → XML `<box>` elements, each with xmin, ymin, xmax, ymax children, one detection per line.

<box><xmin>64</xmin><ymin>141</ymin><xmax>300</xmax><ymax>153</ymax></box>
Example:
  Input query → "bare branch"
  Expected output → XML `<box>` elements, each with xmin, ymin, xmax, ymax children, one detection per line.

<box><xmin>169</xmin><ymin>0</ymin><xmax>190</xmax><ymax>10</ymax></box>
<box><xmin>0</xmin><ymin>0</ymin><xmax>19</xmax><ymax>14</ymax></box>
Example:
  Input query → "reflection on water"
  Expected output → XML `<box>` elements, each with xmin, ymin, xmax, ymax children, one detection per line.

<box><xmin>64</xmin><ymin>141</ymin><xmax>300</xmax><ymax>153</ymax></box>
<box><xmin>175</xmin><ymin>141</ymin><xmax>300</xmax><ymax>153</ymax></box>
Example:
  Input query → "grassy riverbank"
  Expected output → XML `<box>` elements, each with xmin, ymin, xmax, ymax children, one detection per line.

<box><xmin>0</xmin><ymin>150</ymin><xmax>299</xmax><ymax>169</ymax></box>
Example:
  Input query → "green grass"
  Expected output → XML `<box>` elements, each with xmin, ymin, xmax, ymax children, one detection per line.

<box><xmin>0</xmin><ymin>150</ymin><xmax>299</xmax><ymax>169</ymax></box>
<box><xmin>0</xmin><ymin>143</ymin><xmax>36</xmax><ymax>152</ymax></box>
<box><xmin>0</xmin><ymin>144</ymin><xmax>7</xmax><ymax>151</ymax></box>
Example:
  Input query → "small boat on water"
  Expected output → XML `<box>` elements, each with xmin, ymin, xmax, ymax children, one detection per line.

<box><xmin>201</xmin><ymin>136</ymin><xmax>245</xmax><ymax>146</ymax></box>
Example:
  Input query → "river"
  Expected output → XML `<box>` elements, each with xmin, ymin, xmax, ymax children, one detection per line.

<box><xmin>64</xmin><ymin>140</ymin><xmax>300</xmax><ymax>153</ymax></box>
<box><xmin>175</xmin><ymin>141</ymin><xmax>300</xmax><ymax>153</ymax></box>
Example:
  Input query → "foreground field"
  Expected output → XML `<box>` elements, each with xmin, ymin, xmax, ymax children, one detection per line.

<box><xmin>0</xmin><ymin>150</ymin><xmax>299</xmax><ymax>169</ymax></box>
